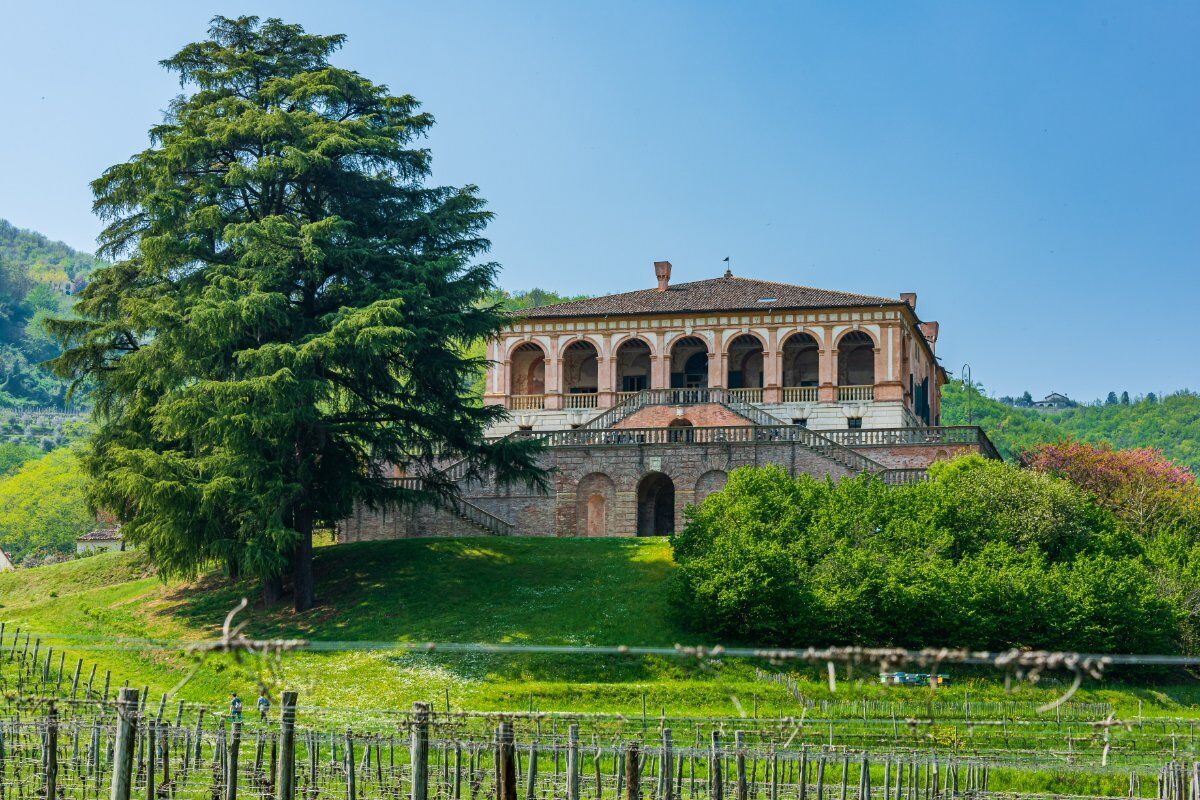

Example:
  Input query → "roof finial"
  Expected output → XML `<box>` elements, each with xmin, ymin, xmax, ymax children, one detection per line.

<box><xmin>722</xmin><ymin>256</ymin><xmax>732</xmax><ymax>278</ymax></box>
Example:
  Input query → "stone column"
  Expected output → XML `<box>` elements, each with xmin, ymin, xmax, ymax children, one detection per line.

<box><xmin>654</xmin><ymin>334</ymin><xmax>670</xmax><ymax>389</ymax></box>
<box><xmin>545</xmin><ymin>356</ymin><xmax>563</xmax><ymax>410</ymax></box>
<box><xmin>597</xmin><ymin>337</ymin><xmax>615</xmax><ymax>408</ymax></box>
<box><xmin>763</xmin><ymin>329</ymin><xmax>781</xmax><ymax>403</ymax></box>
<box><xmin>708</xmin><ymin>348</ymin><xmax>724</xmax><ymax>389</ymax></box>
<box><xmin>818</xmin><ymin>328</ymin><xmax>835</xmax><ymax>403</ymax></box>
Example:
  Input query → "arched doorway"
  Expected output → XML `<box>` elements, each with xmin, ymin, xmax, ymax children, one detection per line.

<box><xmin>782</xmin><ymin>333</ymin><xmax>820</xmax><ymax>387</ymax></box>
<box><xmin>614</xmin><ymin>338</ymin><xmax>652</xmax><ymax>396</ymax></box>
<box><xmin>510</xmin><ymin>342</ymin><xmax>546</xmax><ymax>408</ymax></box>
<box><xmin>837</xmin><ymin>331</ymin><xmax>875</xmax><ymax>402</ymax></box>
<box><xmin>726</xmin><ymin>334</ymin><xmax>764</xmax><ymax>389</ymax></box>
<box><xmin>576</xmin><ymin>472</ymin><xmax>615</xmax><ymax>536</ymax></box>
<box><xmin>667</xmin><ymin>417</ymin><xmax>694</xmax><ymax>443</ymax></box>
<box><xmin>836</xmin><ymin>331</ymin><xmax>875</xmax><ymax>386</ymax></box>
<box><xmin>670</xmin><ymin>336</ymin><xmax>708</xmax><ymax>389</ymax></box>
<box><xmin>562</xmin><ymin>340</ymin><xmax>599</xmax><ymax>407</ymax></box>
<box><xmin>636</xmin><ymin>472</ymin><xmax>675</xmax><ymax>536</ymax></box>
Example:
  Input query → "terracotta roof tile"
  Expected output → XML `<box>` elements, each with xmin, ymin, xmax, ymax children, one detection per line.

<box><xmin>77</xmin><ymin>527</ymin><xmax>122</xmax><ymax>542</ymax></box>
<box><xmin>514</xmin><ymin>276</ymin><xmax>898</xmax><ymax>319</ymax></box>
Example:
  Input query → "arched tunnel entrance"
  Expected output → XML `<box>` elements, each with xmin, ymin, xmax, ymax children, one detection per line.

<box><xmin>636</xmin><ymin>472</ymin><xmax>675</xmax><ymax>536</ymax></box>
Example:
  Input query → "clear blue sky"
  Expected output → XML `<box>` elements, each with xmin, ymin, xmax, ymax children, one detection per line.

<box><xmin>2</xmin><ymin>1</ymin><xmax>1196</xmax><ymax>400</ymax></box>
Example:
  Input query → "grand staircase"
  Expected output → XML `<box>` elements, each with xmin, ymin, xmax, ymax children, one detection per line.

<box><xmin>399</xmin><ymin>389</ymin><xmax>923</xmax><ymax>536</ymax></box>
<box><xmin>579</xmin><ymin>388</ymin><xmax>889</xmax><ymax>476</ymax></box>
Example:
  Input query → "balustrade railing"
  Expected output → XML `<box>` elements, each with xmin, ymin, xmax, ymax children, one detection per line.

<box><xmin>781</xmin><ymin>386</ymin><xmax>818</xmax><ymax>403</ymax></box>
<box><xmin>837</xmin><ymin>385</ymin><xmax>874</xmax><ymax>402</ymax></box>
<box><xmin>822</xmin><ymin>425</ymin><xmax>1002</xmax><ymax>460</ymax></box>
<box><xmin>728</xmin><ymin>388</ymin><xmax>763</xmax><ymax>403</ymax></box>
<box><xmin>510</xmin><ymin>394</ymin><xmax>545</xmax><ymax>410</ymax></box>
<box><xmin>879</xmin><ymin>468</ymin><xmax>930</xmax><ymax>485</ymax></box>
<box><xmin>563</xmin><ymin>393</ymin><xmax>598</xmax><ymax>409</ymax></box>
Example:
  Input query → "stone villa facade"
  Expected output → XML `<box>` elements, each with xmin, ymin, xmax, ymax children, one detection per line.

<box><xmin>338</xmin><ymin>262</ymin><xmax>997</xmax><ymax>542</ymax></box>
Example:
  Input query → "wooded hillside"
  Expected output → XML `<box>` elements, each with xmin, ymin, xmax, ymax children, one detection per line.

<box><xmin>0</xmin><ymin>219</ymin><xmax>100</xmax><ymax>408</ymax></box>
<box><xmin>942</xmin><ymin>381</ymin><xmax>1200</xmax><ymax>473</ymax></box>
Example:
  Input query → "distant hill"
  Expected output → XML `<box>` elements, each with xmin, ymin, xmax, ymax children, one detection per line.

<box><xmin>0</xmin><ymin>219</ymin><xmax>99</xmax><ymax>285</ymax></box>
<box><xmin>0</xmin><ymin>219</ymin><xmax>101</xmax><ymax>408</ymax></box>
<box><xmin>942</xmin><ymin>381</ymin><xmax>1200</xmax><ymax>473</ymax></box>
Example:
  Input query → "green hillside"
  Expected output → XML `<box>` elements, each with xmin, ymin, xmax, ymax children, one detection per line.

<box><xmin>0</xmin><ymin>219</ymin><xmax>99</xmax><ymax>284</ymax></box>
<box><xmin>0</xmin><ymin>219</ymin><xmax>101</xmax><ymax>409</ymax></box>
<box><xmin>1</xmin><ymin>539</ymin><xmax>1196</xmax><ymax>721</ymax></box>
<box><xmin>942</xmin><ymin>381</ymin><xmax>1200</xmax><ymax>473</ymax></box>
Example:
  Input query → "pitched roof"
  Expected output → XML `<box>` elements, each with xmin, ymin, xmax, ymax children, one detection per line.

<box><xmin>77</xmin><ymin>527</ymin><xmax>122</xmax><ymax>542</ymax></box>
<box><xmin>513</xmin><ymin>275</ymin><xmax>899</xmax><ymax>319</ymax></box>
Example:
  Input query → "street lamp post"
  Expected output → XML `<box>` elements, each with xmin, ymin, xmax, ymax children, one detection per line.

<box><xmin>961</xmin><ymin>363</ymin><xmax>973</xmax><ymax>426</ymax></box>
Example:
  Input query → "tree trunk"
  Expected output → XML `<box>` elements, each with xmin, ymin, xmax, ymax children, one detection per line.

<box><xmin>227</xmin><ymin>558</ymin><xmax>241</xmax><ymax>582</ymax></box>
<box><xmin>262</xmin><ymin>574</ymin><xmax>284</xmax><ymax>605</ymax></box>
<box><xmin>292</xmin><ymin>510</ymin><xmax>315</xmax><ymax>612</ymax></box>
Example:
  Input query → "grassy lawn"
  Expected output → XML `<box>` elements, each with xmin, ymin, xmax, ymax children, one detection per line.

<box><xmin>0</xmin><ymin>536</ymin><xmax>1198</xmax><ymax>725</ymax></box>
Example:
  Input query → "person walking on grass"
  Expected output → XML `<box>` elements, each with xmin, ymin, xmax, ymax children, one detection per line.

<box><xmin>258</xmin><ymin>689</ymin><xmax>271</xmax><ymax>721</ymax></box>
<box><xmin>230</xmin><ymin>692</ymin><xmax>243</xmax><ymax>722</ymax></box>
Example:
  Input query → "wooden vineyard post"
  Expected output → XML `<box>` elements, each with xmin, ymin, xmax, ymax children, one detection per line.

<box><xmin>524</xmin><ymin>738</ymin><xmax>538</xmax><ymax>800</ymax></box>
<box><xmin>277</xmin><ymin>691</ymin><xmax>298</xmax><ymax>800</ymax></box>
<box><xmin>710</xmin><ymin>732</ymin><xmax>723</xmax><ymax>800</ymax></box>
<box><xmin>111</xmin><ymin>687</ymin><xmax>140</xmax><ymax>800</ymax></box>
<box><xmin>345</xmin><ymin>730</ymin><xmax>355</xmax><ymax>800</ymax></box>
<box><xmin>45</xmin><ymin>701</ymin><xmax>58</xmax><ymax>800</ymax></box>
<box><xmin>161</xmin><ymin>723</ymin><xmax>171</xmax><ymax>796</ymax></box>
<box><xmin>228</xmin><ymin>721</ymin><xmax>242</xmax><ymax>800</ymax></box>
<box><xmin>412</xmin><ymin>702</ymin><xmax>430</xmax><ymax>800</ymax></box>
<box><xmin>662</xmin><ymin>729</ymin><xmax>674</xmax><ymax>800</ymax></box>
<box><xmin>735</xmin><ymin>732</ymin><xmax>747</xmax><ymax>800</ymax></box>
<box><xmin>497</xmin><ymin>722</ymin><xmax>517</xmax><ymax>800</ymax></box>
<box><xmin>567</xmin><ymin>725</ymin><xmax>580</xmax><ymax>800</ymax></box>
<box><xmin>70</xmin><ymin>659</ymin><xmax>82</xmax><ymax>700</ymax></box>
<box><xmin>625</xmin><ymin>742</ymin><xmax>640</xmax><ymax>800</ymax></box>
<box><xmin>146</xmin><ymin>722</ymin><xmax>155</xmax><ymax>800</ymax></box>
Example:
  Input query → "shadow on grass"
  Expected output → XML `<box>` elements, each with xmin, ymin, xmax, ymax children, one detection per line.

<box><xmin>154</xmin><ymin>537</ymin><xmax>704</xmax><ymax>683</ymax></box>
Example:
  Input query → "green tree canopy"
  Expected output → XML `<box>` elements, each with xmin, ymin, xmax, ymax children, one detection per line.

<box><xmin>49</xmin><ymin>16</ymin><xmax>542</xmax><ymax>610</ymax></box>
<box><xmin>670</xmin><ymin>459</ymin><xmax>1184</xmax><ymax>652</ymax></box>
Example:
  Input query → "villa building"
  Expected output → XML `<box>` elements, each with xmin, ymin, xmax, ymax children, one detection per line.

<box><xmin>484</xmin><ymin>262</ymin><xmax>941</xmax><ymax>434</ymax></box>
<box><xmin>339</xmin><ymin>261</ymin><xmax>997</xmax><ymax>542</ymax></box>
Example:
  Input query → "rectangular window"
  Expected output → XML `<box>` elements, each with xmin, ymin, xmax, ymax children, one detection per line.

<box><xmin>518</xmin><ymin>424</ymin><xmax>533</xmax><ymax>432</ymax></box>
<box><xmin>847</xmin><ymin>417</ymin><xmax>863</xmax><ymax>429</ymax></box>
<box><xmin>622</xmin><ymin>375</ymin><xmax>647</xmax><ymax>392</ymax></box>
<box><xmin>792</xmin><ymin>418</ymin><xmax>808</xmax><ymax>428</ymax></box>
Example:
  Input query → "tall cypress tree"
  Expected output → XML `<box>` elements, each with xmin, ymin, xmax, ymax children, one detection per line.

<box><xmin>49</xmin><ymin>16</ymin><xmax>543</xmax><ymax>610</ymax></box>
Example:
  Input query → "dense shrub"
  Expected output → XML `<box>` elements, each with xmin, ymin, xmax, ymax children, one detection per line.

<box><xmin>669</xmin><ymin>456</ymin><xmax>1185</xmax><ymax>651</ymax></box>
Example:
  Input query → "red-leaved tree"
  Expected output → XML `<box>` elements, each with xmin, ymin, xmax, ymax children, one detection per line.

<box><xmin>1024</xmin><ymin>441</ymin><xmax>1199</xmax><ymax>534</ymax></box>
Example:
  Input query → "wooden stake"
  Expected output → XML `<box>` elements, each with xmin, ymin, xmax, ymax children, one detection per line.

<box><xmin>412</xmin><ymin>703</ymin><xmax>430</xmax><ymax>800</ymax></box>
<box><xmin>277</xmin><ymin>691</ymin><xmax>297</xmax><ymax>800</ymax></box>
<box><xmin>110</xmin><ymin>687</ymin><xmax>139</xmax><ymax>800</ymax></box>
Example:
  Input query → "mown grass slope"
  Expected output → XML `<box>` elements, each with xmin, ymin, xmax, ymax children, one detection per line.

<box><xmin>0</xmin><ymin>537</ymin><xmax>1196</xmax><ymax>720</ymax></box>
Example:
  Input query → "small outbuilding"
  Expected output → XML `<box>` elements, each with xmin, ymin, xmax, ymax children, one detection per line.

<box><xmin>76</xmin><ymin>527</ymin><xmax>125</xmax><ymax>554</ymax></box>
<box><xmin>0</xmin><ymin>549</ymin><xmax>13</xmax><ymax>572</ymax></box>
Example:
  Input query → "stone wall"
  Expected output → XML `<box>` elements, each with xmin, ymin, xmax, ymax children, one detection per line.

<box><xmin>337</xmin><ymin>435</ymin><xmax>989</xmax><ymax>542</ymax></box>
<box><xmin>852</xmin><ymin>443</ymin><xmax>979</xmax><ymax>469</ymax></box>
<box><xmin>339</xmin><ymin>436</ymin><xmax>875</xmax><ymax>540</ymax></box>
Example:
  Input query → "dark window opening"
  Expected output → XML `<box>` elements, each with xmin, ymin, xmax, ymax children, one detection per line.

<box><xmin>847</xmin><ymin>417</ymin><xmax>863</xmax><ymax>429</ymax></box>
<box><xmin>622</xmin><ymin>375</ymin><xmax>647</xmax><ymax>392</ymax></box>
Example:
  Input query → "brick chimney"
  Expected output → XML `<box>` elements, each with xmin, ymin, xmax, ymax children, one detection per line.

<box><xmin>654</xmin><ymin>260</ymin><xmax>672</xmax><ymax>291</ymax></box>
<box><xmin>900</xmin><ymin>292</ymin><xmax>917</xmax><ymax>311</ymax></box>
